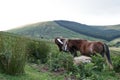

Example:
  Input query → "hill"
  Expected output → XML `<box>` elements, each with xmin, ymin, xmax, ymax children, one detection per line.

<box><xmin>55</xmin><ymin>20</ymin><xmax>120</xmax><ymax>41</ymax></box>
<box><xmin>8</xmin><ymin>20</ymin><xmax>120</xmax><ymax>41</ymax></box>
<box><xmin>8</xmin><ymin>21</ymin><xmax>102</xmax><ymax>41</ymax></box>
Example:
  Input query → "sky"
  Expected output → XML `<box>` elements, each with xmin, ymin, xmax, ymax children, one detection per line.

<box><xmin>0</xmin><ymin>0</ymin><xmax>120</xmax><ymax>31</ymax></box>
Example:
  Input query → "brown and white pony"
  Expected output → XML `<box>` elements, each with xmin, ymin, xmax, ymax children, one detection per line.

<box><xmin>55</xmin><ymin>37</ymin><xmax>113</xmax><ymax>69</ymax></box>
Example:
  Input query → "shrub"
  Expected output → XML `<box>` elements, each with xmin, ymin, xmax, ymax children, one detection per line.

<box><xmin>91</xmin><ymin>55</ymin><xmax>106</xmax><ymax>71</ymax></box>
<box><xmin>0</xmin><ymin>34</ymin><xmax>27</xmax><ymax>75</ymax></box>
<box><xmin>47</xmin><ymin>52</ymin><xmax>73</xmax><ymax>71</ymax></box>
<box><xmin>112</xmin><ymin>56</ymin><xmax>120</xmax><ymax>73</ymax></box>
<box><xmin>27</xmin><ymin>40</ymin><xmax>50</xmax><ymax>63</ymax></box>
<box><xmin>69</xmin><ymin>62</ymin><xmax>95</xmax><ymax>79</ymax></box>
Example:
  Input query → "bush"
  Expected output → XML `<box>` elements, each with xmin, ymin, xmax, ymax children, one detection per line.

<box><xmin>27</xmin><ymin>40</ymin><xmax>50</xmax><ymax>63</ymax></box>
<box><xmin>112</xmin><ymin>56</ymin><xmax>120</xmax><ymax>73</ymax></box>
<box><xmin>47</xmin><ymin>52</ymin><xmax>73</xmax><ymax>71</ymax></box>
<box><xmin>69</xmin><ymin>62</ymin><xmax>95</xmax><ymax>79</ymax></box>
<box><xmin>91</xmin><ymin>55</ymin><xmax>106</xmax><ymax>71</ymax></box>
<box><xmin>0</xmin><ymin>34</ymin><xmax>27</xmax><ymax>75</ymax></box>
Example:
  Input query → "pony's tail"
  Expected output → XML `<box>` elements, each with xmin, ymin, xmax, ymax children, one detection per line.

<box><xmin>103</xmin><ymin>43</ymin><xmax>113</xmax><ymax>69</ymax></box>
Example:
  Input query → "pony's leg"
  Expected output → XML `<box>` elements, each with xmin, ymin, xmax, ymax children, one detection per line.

<box><xmin>58</xmin><ymin>47</ymin><xmax>63</xmax><ymax>52</ymax></box>
<box><xmin>74</xmin><ymin>51</ymin><xmax>77</xmax><ymax>57</ymax></box>
<box><xmin>72</xmin><ymin>49</ymin><xmax>77</xmax><ymax>57</ymax></box>
<box><xmin>59</xmin><ymin>48</ymin><xmax>62</xmax><ymax>51</ymax></box>
<box><xmin>100</xmin><ymin>52</ymin><xmax>104</xmax><ymax>57</ymax></box>
<box><xmin>70</xmin><ymin>50</ymin><xmax>77</xmax><ymax>57</ymax></box>
<box><xmin>70</xmin><ymin>51</ymin><xmax>74</xmax><ymax>57</ymax></box>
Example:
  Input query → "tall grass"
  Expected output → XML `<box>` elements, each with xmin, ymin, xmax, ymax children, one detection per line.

<box><xmin>0</xmin><ymin>32</ymin><xmax>51</xmax><ymax>75</ymax></box>
<box><xmin>0</xmin><ymin>33</ymin><xmax>27</xmax><ymax>75</ymax></box>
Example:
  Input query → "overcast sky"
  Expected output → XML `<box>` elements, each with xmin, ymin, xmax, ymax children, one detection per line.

<box><xmin>0</xmin><ymin>0</ymin><xmax>120</xmax><ymax>31</ymax></box>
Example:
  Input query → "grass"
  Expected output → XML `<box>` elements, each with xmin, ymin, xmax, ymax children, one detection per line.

<box><xmin>0</xmin><ymin>63</ymin><xmax>119</xmax><ymax>80</ymax></box>
<box><xmin>110</xmin><ymin>47</ymin><xmax>120</xmax><ymax>56</ymax></box>
<box><xmin>0</xmin><ymin>65</ymin><xmax>64</xmax><ymax>80</ymax></box>
<box><xmin>0</xmin><ymin>50</ymin><xmax>119</xmax><ymax>80</ymax></box>
<box><xmin>0</xmin><ymin>31</ymin><xmax>120</xmax><ymax>80</ymax></box>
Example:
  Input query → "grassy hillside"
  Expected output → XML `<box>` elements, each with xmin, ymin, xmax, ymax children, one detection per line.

<box><xmin>55</xmin><ymin>20</ymin><xmax>120</xmax><ymax>41</ymax></box>
<box><xmin>8</xmin><ymin>20</ymin><xmax>120</xmax><ymax>41</ymax></box>
<box><xmin>8</xmin><ymin>21</ymin><xmax>103</xmax><ymax>41</ymax></box>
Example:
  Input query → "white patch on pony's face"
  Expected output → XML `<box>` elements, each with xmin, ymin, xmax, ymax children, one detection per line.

<box><xmin>57</xmin><ymin>38</ymin><xmax>63</xmax><ymax>44</ymax></box>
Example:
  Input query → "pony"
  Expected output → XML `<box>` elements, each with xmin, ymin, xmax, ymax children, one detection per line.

<box><xmin>54</xmin><ymin>37</ymin><xmax>113</xmax><ymax>69</ymax></box>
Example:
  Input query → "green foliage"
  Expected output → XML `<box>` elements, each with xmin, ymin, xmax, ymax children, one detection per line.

<box><xmin>112</xmin><ymin>56</ymin><xmax>120</xmax><ymax>73</ymax></box>
<box><xmin>47</xmin><ymin>52</ymin><xmax>73</xmax><ymax>71</ymax></box>
<box><xmin>69</xmin><ymin>63</ymin><xmax>95</xmax><ymax>79</ymax></box>
<box><xmin>46</xmin><ymin>43</ymin><xmax>120</xmax><ymax>80</ymax></box>
<box><xmin>0</xmin><ymin>32</ymin><xmax>51</xmax><ymax>75</ymax></box>
<box><xmin>91</xmin><ymin>55</ymin><xmax>106</xmax><ymax>71</ymax></box>
<box><xmin>0</xmin><ymin>65</ymin><xmax>64</xmax><ymax>80</ymax></box>
<box><xmin>0</xmin><ymin>32</ymin><xmax>27</xmax><ymax>75</ymax></box>
<box><xmin>67</xmin><ymin>55</ymin><xmax>118</xmax><ymax>80</ymax></box>
<box><xmin>27</xmin><ymin>40</ymin><xmax>50</xmax><ymax>63</ymax></box>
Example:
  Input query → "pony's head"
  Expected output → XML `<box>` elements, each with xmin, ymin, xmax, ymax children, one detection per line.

<box><xmin>55</xmin><ymin>37</ymin><xmax>69</xmax><ymax>52</ymax></box>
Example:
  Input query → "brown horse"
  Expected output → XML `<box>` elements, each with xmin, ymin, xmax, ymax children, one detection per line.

<box><xmin>55</xmin><ymin>37</ymin><xmax>113</xmax><ymax>69</ymax></box>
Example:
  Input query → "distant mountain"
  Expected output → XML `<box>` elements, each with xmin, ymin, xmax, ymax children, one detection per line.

<box><xmin>8</xmin><ymin>20</ymin><xmax>120</xmax><ymax>41</ymax></box>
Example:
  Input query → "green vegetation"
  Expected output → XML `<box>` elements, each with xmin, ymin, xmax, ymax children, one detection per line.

<box><xmin>0</xmin><ymin>31</ymin><xmax>120</xmax><ymax>80</ymax></box>
<box><xmin>27</xmin><ymin>40</ymin><xmax>50</xmax><ymax>63</ymax></box>
<box><xmin>55</xmin><ymin>20</ymin><xmax>120</xmax><ymax>41</ymax></box>
<box><xmin>45</xmin><ymin>43</ymin><xmax>120</xmax><ymax>80</ymax></box>
<box><xmin>0</xmin><ymin>32</ymin><xmax>27</xmax><ymax>75</ymax></box>
<box><xmin>0</xmin><ymin>31</ymin><xmax>50</xmax><ymax>75</ymax></box>
<box><xmin>0</xmin><ymin>65</ymin><xmax>64</xmax><ymax>80</ymax></box>
<box><xmin>8</xmin><ymin>20</ymin><xmax>120</xmax><ymax>41</ymax></box>
<box><xmin>47</xmin><ymin>52</ymin><xmax>74</xmax><ymax>71</ymax></box>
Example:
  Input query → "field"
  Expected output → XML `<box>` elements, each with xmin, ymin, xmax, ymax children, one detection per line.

<box><xmin>0</xmin><ymin>65</ymin><xmax>64</xmax><ymax>80</ymax></box>
<box><xmin>0</xmin><ymin>31</ymin><xmax>120</xmax><ymax>80</ymax></box>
